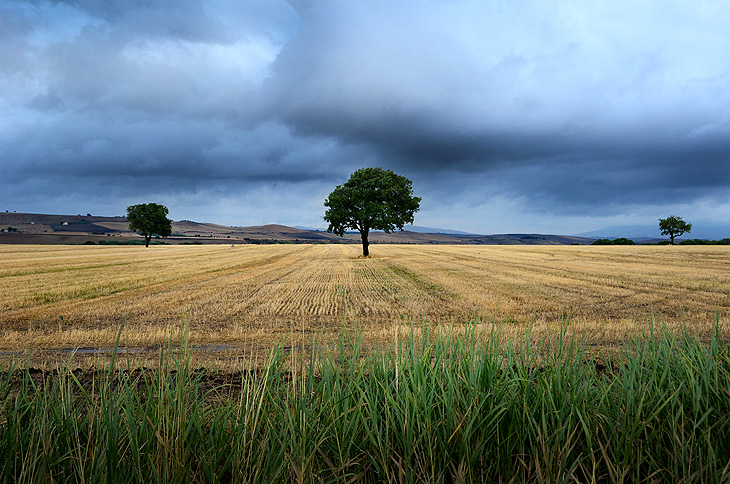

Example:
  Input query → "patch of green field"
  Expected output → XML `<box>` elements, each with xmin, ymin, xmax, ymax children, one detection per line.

<box><xmin>1</xmin><ymin>323</ymin><xmax>728</xmax><ymax>483</ymax></box>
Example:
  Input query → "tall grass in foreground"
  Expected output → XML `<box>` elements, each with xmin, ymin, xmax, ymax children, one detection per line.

<box><xmin>1</xmin><ymin>323</ymin><xmax>729</xmax><ymax>483</ymax></box>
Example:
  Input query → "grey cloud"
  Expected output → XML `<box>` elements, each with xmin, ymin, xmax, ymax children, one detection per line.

<box><xmin>1</xmin><ymin>110</ymin><xmax>349</xmax><ymax>197</ymax></box>
<box><xmin>4</xmin><ymin>0</ymin><xmax>293</xmax><ymax>121</ymax></box>
<box><xmin>25</xmin><ymin>0</ymin><xmax>231</xmax><ymax>43</ymax></box>
<box><xmin>1</xmin><ymin>0</ymin><xmax>729</xmax><ymax>236</ymax></box>
<box><xmin>266</xmin><ymin>2</ymin><xmax>647</xmax><ymax>131</ymax></box>
<box><xmin>260</xmin><ymin>1</ymin><xmax>730</xmax><ymax>209</ymax></box>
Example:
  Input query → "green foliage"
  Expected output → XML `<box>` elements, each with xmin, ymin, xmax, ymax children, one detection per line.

<box><xmin>324</xmin><ymin>167</ymin><xmax>421</xmax><ymax>256</ymax></box>
<box><xmin>658</xmin><ymin>215</ymin><xmax>692</xmax><ymax>244</ymax></box>
<box><xmin>612</xmin><ymin>237</ymin><xmax>635</xmax><ymax>245</ymax></box>
<box><xmin>591</xmin><ymin>237</ymin><xmax>636</xmax><ymax>245</ymax></box>
<box><xmin>126</xmin><ymin>203</ymin><xmax>172</xmax><ymax>247</ymax></box>
<box><xmin>1</xmin><ymin>323</ymin><xmax>729</xmax><ymax>482</ymax></box>
<box><xmin>679</xmin><ymin>238</ymin><xmax>730</xmax><ymax>245</ymax></box>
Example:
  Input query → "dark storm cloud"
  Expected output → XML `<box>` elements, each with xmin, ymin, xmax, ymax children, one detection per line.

<box><xmin>261</xmin><ymin>1</ymin><xmax>730</xmax><ymax>212</ymax></box>
<box><xmin>1</xmin><ymin>0</ymin><xmax>729</xmax><ymax>234</ymax></box>
<box><xmin>1</xmin><ymin>1</ymin><xmax>309</xmax><ymax>190</ymax></box>
<box><xmin>2</xmin><ymin>114</ymin><xmax>345</xmax><ymax>185</ymax></box>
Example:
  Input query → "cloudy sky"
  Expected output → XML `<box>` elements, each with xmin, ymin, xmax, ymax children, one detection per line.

<box><xmin>2</xmin><ymin>0</ymin><xmax>729</xmax><ymax>237</ymax></box>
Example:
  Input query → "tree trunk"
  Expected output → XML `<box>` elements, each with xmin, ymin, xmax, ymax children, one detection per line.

<box><xmin>670</xmin><ymin>234</ymin><xmax>675</xmax><ymax>245</ymax></box>
<box><xmin>360</xmin><ymin>230</ymin><xmax>369</xmax><ymax>257</ymax></box>
<box><xmin>145</xmin><ymin>235</ymin><xmax>151</xmax><ymax>247</ymax></box>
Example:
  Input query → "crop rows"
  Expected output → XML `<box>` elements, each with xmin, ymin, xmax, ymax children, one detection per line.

<box><xmin>0</xmin><ymin>244</ymin><xmax>728</xmax><ymax>352</ymax></box>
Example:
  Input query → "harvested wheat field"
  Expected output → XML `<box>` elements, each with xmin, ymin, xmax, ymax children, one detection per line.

<box><xmin>1</xmin><ymin>243</ymin><xmax>729</xmax><ymax>363</ymax></box>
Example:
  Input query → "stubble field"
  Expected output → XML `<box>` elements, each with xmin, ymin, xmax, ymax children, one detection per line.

<box><xmin>1</xmin><ymin>243</ymin><xmax>728</xmax><ymax>362</ymax></box>
<box><xmin>2</xmin><ymin>243</ymin><xmax>730</xmax><ymax>481</ymax></box>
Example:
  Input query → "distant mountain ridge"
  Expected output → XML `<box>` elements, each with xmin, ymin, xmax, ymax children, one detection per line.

<box><xmin>576</xmin><ymin>223</ymin><xmax>729</xmax><ymax>241</ymax></box>
<box><xmin>403</xmin><ymin>225</ymin><xmax>476</xmax><ymax>235</ymax></box>
<box><xmin>294</xmin><ymin>224</ymin><xmax>476</xmax><ymax>235</ymax></box>
<box><xmin>1</xmin><ymin>212</ymin><xmax>594</xmax><ymax>245</ymax></box>
<box><xmin>575</xmin><ymin>225</ymin><xmax>658</xmax><ymax>240</ymax></box>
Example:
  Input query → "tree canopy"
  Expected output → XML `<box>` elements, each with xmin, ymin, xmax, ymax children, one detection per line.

<box><xmin>324</xmin><ymin>167</ymin><xmax>421</xmax><ymax>256</ymax></box>
<box><xmin>659</xmin><ymin>215</ymin><xmax>692</xmax><ymax>245</ymax></box>
<box><xmin>591</xmin><ymin>237</ymin><xmax>635</xmax><ymax>245</ymax></box>
<box><xmin>127</xmin><ymin>203</ymin><xmax>172</xmax><ymax>247</ymax></box>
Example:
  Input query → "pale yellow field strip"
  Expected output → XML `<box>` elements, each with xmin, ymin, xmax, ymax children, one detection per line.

<box><xmin>0</xmin><ymin>244</ymin><xmax>728</xmax><ymax>349</ymax></box>
<box><xmin>379</xmin><ymin>244</ymin><xmax>730</xmax><ymax>343</ymax></box>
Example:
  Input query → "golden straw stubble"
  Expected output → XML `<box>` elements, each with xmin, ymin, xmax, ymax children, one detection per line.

<box><xmin>0</xmin><ymin>243</ymin><xmax>728</xmax><ymax>350</ymax></box>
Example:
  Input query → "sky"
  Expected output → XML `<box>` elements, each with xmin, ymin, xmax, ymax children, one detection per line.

<box><xmin>1</xmin><ymin>0</ymin><xmax>729</xmax><ymax>238</ymax></box>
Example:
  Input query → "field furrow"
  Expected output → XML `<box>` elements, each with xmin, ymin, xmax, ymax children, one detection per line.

<box><xmin>1</xmin><ymin>244</ymin><xmax>728</xmax><ymax>349</ymax></box>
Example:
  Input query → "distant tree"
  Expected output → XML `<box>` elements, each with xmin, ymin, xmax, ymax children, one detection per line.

<box><xmin>612</xmin><ymin>237</ymin><xmax>636</xmax><ymax>245</ymax></box>
<box><xmin>324</xmin><ymin>167</ymin><xmax>421</xmax><ymax>257</ymax></box>
<box><xmin>591</xmin><ymin>237</ymin><xmax>635</xmax><ymax>245</ymax></box>
<box><xmin>659</xmin><ymin>215</ymin><xmax>692</xmax><ymax>245</ymax></box>
<box><xmin>679</xmin><ymin>238</ymin><xmax>730</xmax><ymax>246</ymax></box>
<box><xmin>126</xmin><ymin>203</ymin><xmax>172</xmax><ymax>247</ymax></box>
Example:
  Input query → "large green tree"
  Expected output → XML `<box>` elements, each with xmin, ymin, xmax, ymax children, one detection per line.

<box><xmin>659</xmin><ymin>215</ymin><xmax>692</xmax><ymax>244</ymax></box>
<box><xmin>126</xmin><ymin>203</ymin><xmax>172</xmax><ymax>247</ymax></box>
<box><xmin>324</xmin><ymin>167</ymin><xmax>421</xmax><ymax>256</ymax></box>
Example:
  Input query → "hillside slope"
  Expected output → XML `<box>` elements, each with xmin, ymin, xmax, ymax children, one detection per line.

<box><xmin>0</xmin><ymin>212</ymin><xmax>594</xmax><ymax>245</ymax></box>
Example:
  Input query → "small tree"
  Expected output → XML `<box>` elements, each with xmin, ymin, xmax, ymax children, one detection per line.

<box><xmin>324</xmin><ymin>167</ymin><xmax>421</xmax><ymax>257</ymax></box>
<box><xmin>659</xmin><ymin>215</ymin><xmax>692</xmax><ymax>245</ymax></box>
<box><xmin>127</xmin><ymin>203</ymin><xmax>172</xmax><ymax>247</ymax></box>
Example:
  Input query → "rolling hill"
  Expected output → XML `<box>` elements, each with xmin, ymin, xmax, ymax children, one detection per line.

<box><xmin>0</xmin><ymin>212</ymin><xmax>594</xmax><ymax>245</ymax></box>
